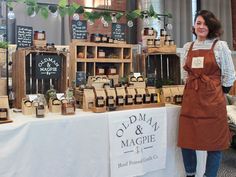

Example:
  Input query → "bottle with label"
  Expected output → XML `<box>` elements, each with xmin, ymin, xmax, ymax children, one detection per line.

<box><xmin>36</xmin><ymin>102</ymin><xmax>45</xmax><ymax>118</ymax></box>
<box><xmin>8</xmin><ymin>87</ymin><xmax>15</xmax><ymax>108</ymax></box>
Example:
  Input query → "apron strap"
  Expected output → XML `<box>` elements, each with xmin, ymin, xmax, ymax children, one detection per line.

<box><xmin>210</xmin><ymin>39</ymin><xmax>218</xmax><ymax>51</ymax></box>
<box><xmin>188</xmin><ymin>42</ymin><xmax>195</xmax><ymax>52</ymax></box>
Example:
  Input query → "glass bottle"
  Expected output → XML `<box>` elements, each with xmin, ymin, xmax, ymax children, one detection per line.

<box><xmin>8</xmin><ymin>88</ymin><xmax>15</xmax><ymax>108</ymax></box>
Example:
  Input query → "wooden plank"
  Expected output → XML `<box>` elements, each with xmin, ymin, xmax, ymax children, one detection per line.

<box><xmin>116</xmin><ymin>103</ymin><xmax>165</xmax><ymax>111</ymax></box>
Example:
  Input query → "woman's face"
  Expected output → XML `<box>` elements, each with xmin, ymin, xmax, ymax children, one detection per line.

<box><xmin>194</xmin><ymin>15</ymin><xmax>209</xmax><ymax>41</ymax></box>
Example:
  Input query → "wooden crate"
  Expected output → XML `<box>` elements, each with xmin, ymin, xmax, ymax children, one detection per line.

<box><xmin>140</xmin><ymin>53</ymin><xmax>181</xmax><ymax>87</ymax></box>
<box><xmin>147</xmin><ymin>45</ymin><xmax>176</xmax><ymax>53</ymax></box>
<box><xmin>12</xmin><ymin>49</ymin><xmax>69</xmax><ymax>109</ymax></box>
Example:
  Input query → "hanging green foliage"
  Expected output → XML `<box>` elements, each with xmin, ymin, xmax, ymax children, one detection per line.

<box><xmin>6</xmin><ymin>0</ymin><xmax>172</xmax><ymax>22</ymax></box>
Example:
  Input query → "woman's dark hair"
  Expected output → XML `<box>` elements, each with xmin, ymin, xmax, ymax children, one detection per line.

<box><xmin>192</xmin><ymin>10</ymin><xmax>223</xmax><ymax>39</ymax></box>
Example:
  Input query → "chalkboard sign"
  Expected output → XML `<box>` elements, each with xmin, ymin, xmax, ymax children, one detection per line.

<box><xmin>76</xmin><ymin>71</ymin><xmax>86</xmax><ymax>86</ymax></box>
<box><xmin>71</xmin><ymin>20</ymin><xmax>87</xmax><ymax>39</ymax></box>
<box><xmin>35</xmin><ymin>55</ymin><xmax>62</xmax><ymax>79</ymax></box>
<box><xmin>111</xmin><ymin>23</ymin><xmax>126</xmax><ymax>41</ymax></box>
<box><xmin>17</xmin><ymin>26</ymin><xmax>33</xmax><ymax>48</ymax></box>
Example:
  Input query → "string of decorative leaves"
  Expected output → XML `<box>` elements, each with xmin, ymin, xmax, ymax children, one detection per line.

<box><xmin>6</xmin><ymin>0</ymin><xmax>172</xmax><ymax>20</ymax></box>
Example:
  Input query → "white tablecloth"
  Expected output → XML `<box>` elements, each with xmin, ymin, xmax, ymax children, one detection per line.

<box><xmin>0</xmin><ymin>105</ymin><xmax>206</xmax><ymax>177</ymax></box>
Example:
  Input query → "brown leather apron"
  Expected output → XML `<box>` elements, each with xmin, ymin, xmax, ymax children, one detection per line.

<box><xmin>178</xmin><ymin>40</ymin><xmax>230</xmax><ymax>151</ymax></box>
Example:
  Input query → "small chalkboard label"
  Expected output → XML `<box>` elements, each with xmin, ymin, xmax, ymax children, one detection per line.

<box><xmin>17</xmin><ymin>25</ymin><xmax>33</xmax><ymax>48</ymax></box>
<box><xmin>35</xmin><ymin>55</ymin><xmax>62</xmax><ymax>79</ymax></box>
<box><xmin>111</xmin><ymin>23</ymin><xmax>126</xmax><ymax>41</ymax></box>
<box><xmin>76</xmin><ymin>71</ymin><xmax>86</xmax><ymax>86</ymax></box>
<box><xmin>71</xmin><ymin>20</ymin><xmax>87</xmax><ymax>39</ymax></box>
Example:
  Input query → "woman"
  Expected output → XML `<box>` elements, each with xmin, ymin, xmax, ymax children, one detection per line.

<box><xmin>178</xmin><ymin>10</ymin><xmax>236</xmax><ymax>177</ymax></box>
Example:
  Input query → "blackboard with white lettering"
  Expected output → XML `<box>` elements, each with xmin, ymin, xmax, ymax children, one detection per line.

<box><xmin>17</xmin><ymin>26</ymin><xmax>33</xmax><ymax>48</ymax></box>
<box><xmin>111</xmin><ymin>23</ymin><xmax>126</xmax><ymax>41</ymax></box>
<box><xmin>76</xmin><ymin>71</ymin><xmax>86</xmax><ymax>86</ymax></box>
<box><xmin>35</xmin><ymin>55</ymin><xmax>62</xmax><ymax>79</ymax></box>
<box><xmin>71</xmin><ymin>20</ymin><xmax>87</xmax><ymax>39</ymax></box>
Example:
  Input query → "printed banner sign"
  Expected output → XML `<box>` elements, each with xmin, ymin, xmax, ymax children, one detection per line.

<box><xmin>35</xmin><ymin>55</ymin><xmax>62</xmax><ymax>79</ymax></box>
<box><xmin>108</xmin><ymin>108</ymin><xmax>167</xmax><ymax>177</ymax></box>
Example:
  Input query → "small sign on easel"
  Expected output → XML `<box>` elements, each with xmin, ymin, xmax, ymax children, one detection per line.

<box><xmin>71</xmin><ymin>20</ymin><xmax>87</xmax><ymax>40</ymax></box>
<box><xmin>111</xmin><ymin>23</ymin><xmax>126</xmax><ymax>41</ymax></box>
<box><xmin>16</xmin><ymin>25</ymin><xmax>33</xmax><ymax>48</ymax></box>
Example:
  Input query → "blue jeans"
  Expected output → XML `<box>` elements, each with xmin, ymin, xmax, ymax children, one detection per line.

<box><xmin>181</xmin><ymin>148</ymin><xmax>222</xmax><ymax>177</ymax></box>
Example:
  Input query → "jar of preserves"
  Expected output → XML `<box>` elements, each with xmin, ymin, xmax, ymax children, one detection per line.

<box><xmin>35</xmin><ymin>30</ymin><xmax>46</xmax><ymax>40</ymax></box>
<box><xmin>116</xmin><ymin>95</ymin><xmax>124</xmax><ymax>106</ymax></box>
<box><xmin>144</xmin><ymin>27</ymin><xmax>154</xmax><ymax>36</ymax></box>
<box><xmin>169</xmin><ymin>40</ymin><xmax>175</xmax><ymax>45</ymax></box>
<box><xmin>96</xmin><ymin>67</ymin><xmax>105</xmax><ymax>75</ymax></box>
<box><xmin>143</xmin><ymin>93</ymin><xmax>151</xmax><ymax>104</ymax></box>
<box><xmin>90</xmin><ymin>33</ymin><xmax>101</xmax><ymax>42</ymax></box>
<box><xmin>98</xmin><ymin>49</ymin><xmax>105</xmax><ymax>58</ymax></box>
<box><xmin>147</xmin><ymin>39</ymin><xmax>154</xmax><ymax>46</ymax></box>
<box><xmin>135</xmin><ymin>94</ymin><xmax>143</xmax><ymax>104</ymax></box>
<box><xmin>107</xmin><ymin>67</ymin><xmax>117</xmax><ymax>75</ymax></box>
<box><xmin>96</xmin><ymin>96</ymin><xmax>105</xmax><ymax>107</ymax></box>
<box><xmin>164</xmin><ymin>40</ymin><xmax>170</xmax><ymax>46</ymax></box>
<box><xmin>151</xmin><ymin>93</ymin><xmax>158</xmax><ymax>103</ymax></box>
<box><xmin>0</xmin><ymin>108</ymin><xmax>8</xmax><ymax>121</ymax></box>
<box><xmin>160</xmin><ymin>29</ymin><xmax>167</xmax><ymax>36</ymax></box>
<box><xmin>106</xmin><ymin>96</ymin><xmax>115</xmax><ymax>107</ymax></box>
<box><xmin>154</xmin><ymin>39</ymin><xmax>161</xmax><ymax>47</ymax></box>
<box><xmin>108</xmin><ymin>37</ymin><xmax>114</xmax><ymax>43</ymax></box>
<box><xmin>125</xmin><ymin>95</ymin><xmax>133</xmax><ymax>105</ymax></box>
<box><xmin>101</xmin><ymin>35</ymin><xmax>108</xmax><ymax>42</ymax></box>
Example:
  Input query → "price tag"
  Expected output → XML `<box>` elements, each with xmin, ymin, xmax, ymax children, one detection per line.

<box><xmin>28</xmin><ymin>94</ymin><xmax>38</xmax><ymax>102</ymax></box>
<box><xmin>56</xmin><ymin>93</ymin><xmax>65</xmax><ymax>100</ymax></box>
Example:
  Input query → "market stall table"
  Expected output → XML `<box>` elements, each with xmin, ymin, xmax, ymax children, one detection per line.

<box><xmin>0</xmin><ymin>105</ymin><xmax>206</xmax><ymax>177</ymax></box>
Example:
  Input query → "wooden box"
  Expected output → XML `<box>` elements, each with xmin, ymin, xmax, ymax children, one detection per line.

<box><xmin>147</xmin><ymin>45</ymin><xmax>176</xmax><ymax>53</ymax></box>
<box><xmin>48</xmin><ymin>98</ymin><xmax>61</xmax><ymax>113</ymax></box>
<box><xmin>162</xmin><ymin>85</ymin><xmax>185</xmax><ymax>104</ymax></box>
<box><xmin>83</xmin><ymin>89</ymin><xmax>95</xmax><ymax>112</ymax></box>
<box><xmin>92</xmin><ymin>88</ymin><xmax>107</xmax><ymax>113</ymax></box>
<box><xmin>0</xmin><ymin>96</ymin><xmax>12</xmax><ymax>123</ymax></box>
<box><xmin>141</xmin><ymin>53</ymin><xmax>181</xmax><ymax>87</ymax></box>
<box><xmin>21</xmin><ymin>98</ymin><xmax>35</xmax><ymax>115</ymax></box>
<box><xmin>33</xmin><ymin>40</ymin><xmax>47</xmax><ymax>47</ymax></box>
<box><xmin>61</xmin><ymin>98</ymin><xmax>76</xmax><ymax>115</ymax></box>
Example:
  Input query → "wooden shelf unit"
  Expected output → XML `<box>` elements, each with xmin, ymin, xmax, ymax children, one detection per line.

<box><xmin>69</xmin><ymin>40</ymin><xmax>133</xmax><ymax>83</ymax></box>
